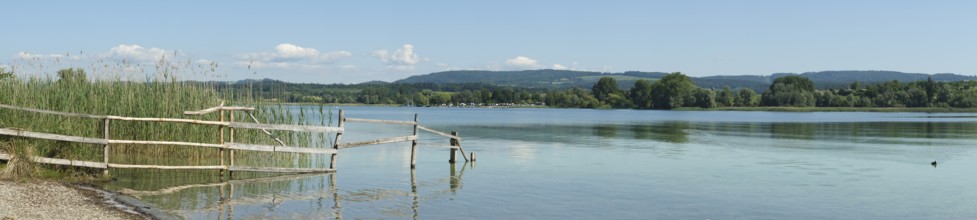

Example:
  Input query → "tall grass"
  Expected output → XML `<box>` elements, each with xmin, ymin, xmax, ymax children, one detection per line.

<box><xmin>0</xmin><ymin>56</ymin><xmax>332</xmax><ymax>178</ymax></box>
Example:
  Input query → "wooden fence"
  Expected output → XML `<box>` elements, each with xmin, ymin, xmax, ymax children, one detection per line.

<box><xmin>0</xmin><ymin>103</ymin><xmax>471</xmax><ymax>175</ymax></box>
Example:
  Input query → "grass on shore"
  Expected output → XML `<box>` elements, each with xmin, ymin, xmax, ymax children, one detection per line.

<box><xmin>0</xmin><ymin>61</ymin><xmax>332</xmax><ymax>180</ymax></box>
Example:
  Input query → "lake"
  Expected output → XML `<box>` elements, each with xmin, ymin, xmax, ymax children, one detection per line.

<box><xmin>107</xmin><ymin>107</ymin><xmax>977</xmax><ymax>219</ymax></box>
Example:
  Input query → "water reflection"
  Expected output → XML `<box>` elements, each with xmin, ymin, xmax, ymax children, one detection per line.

<box><xmin>593</xmin><ymin>124</ymin><xmax>617</xmax><ymax>138</ymax></box>
<box><xmin>770</xmin><ymin>123</ymin><xmax>816</xmax><ymax>140</ymax></box>
<box><xmin>628</xmin><ymin>122</ymin><xmax>690</xmax><ymax>143</ymax></box>
<box><xmin>108</xmin><ymin>107</ymin><xmax>977</xmax><ymax>219</ymax></box>
<box><xmin>109</xmin><ymin>162</ymin><xmax>475</xmax><ymax>219</ymax></box>
<box><xmin>459</xmin><ymin>121</ymin><xmax>977</xmax><ymax>148</ymax></box>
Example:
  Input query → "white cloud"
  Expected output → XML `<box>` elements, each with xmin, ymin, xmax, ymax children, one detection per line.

<box><xmin>108</xmin><ymin>44</ymin><xmax>168</xmax><ymax>62</ymax></box>
<box><xmin>552</xmin><ymin>64</ymin><xmax>568</xmax><ymax>70</ymax></box>
<box><xmin>239</xmin><ymin>43</ymin><xmax>352</xmax><ymax>69</ymax></box>
<box><xmin>16</xmin><ymin>51</ymin><xmax>63</xmax><ymax>60</ymax></box>
<box><xmin>196</xmin><ymin>59</ymin><xmax>214</xmax><ymax>65</ymax></box>
<box><xmin>505</xmin><ymin>56</ymin><xmax>542</xmax><ymax>70</ymax></box>
<box><xmin>373</xmin><ymin>44</ymin><xmax>424</xmax><ymax>71</ymax></box>
<box><xmin>274</xmin><ymin>43</ymin><xmax>319</xmax><ymax>59</ymax></box>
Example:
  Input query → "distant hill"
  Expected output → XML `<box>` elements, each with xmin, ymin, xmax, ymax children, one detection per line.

<box><xmin>397</xmin><ymin>70</ymin><xmax>977</xmax><ymax>92</ymax></box>
<box><xmin>696</xmin><ymin>71</ymin><xmax>977</xmax><ymax>92</ymax></box>
<box><xmin>395</xmin><ymin>70</ymin><xmax>667</xmax><ymax>89</ymax></box>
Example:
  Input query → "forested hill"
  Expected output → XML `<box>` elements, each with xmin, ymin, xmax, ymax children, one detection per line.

<box><xmin>395</xmin><ymin>70</ymin><xmax>668</xmax><ymax>89</ymax></box>
<box><xmin>397</xmin><ymin>70</ymin><xmax>977</xmax><ymax>92</ymax></box>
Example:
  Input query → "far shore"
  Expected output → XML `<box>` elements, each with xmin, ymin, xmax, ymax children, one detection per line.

<box><xmin>674</xmin><ymin>106</ymin><xmax>977</xmax><ymax>113</ymax></box>
<box><xmin>273</xmin><ymin>102</ymin><xmax>977</xmax><ymax>113</ymax></box>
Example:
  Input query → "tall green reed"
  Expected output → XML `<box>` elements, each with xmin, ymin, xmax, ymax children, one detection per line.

<box><xmin>0</xmin><ymin>54</ymin><xmax>333</xmax><ymax>178</ymax></box>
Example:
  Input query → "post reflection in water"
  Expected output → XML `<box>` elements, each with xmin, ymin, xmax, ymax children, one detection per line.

<box><xmin>331</xmin><ymin>174</ymin><xmax>342</xmax><ymax>220</ymax></box>
<box><xmin>112</xmin><ymin>162</ymin><xmax>475</xmax><ymax>219</ymax></box>
<box><xmin>411</xmin><ymin>168</ymin><xmax>418</xmax><ymax>220</ymax></box>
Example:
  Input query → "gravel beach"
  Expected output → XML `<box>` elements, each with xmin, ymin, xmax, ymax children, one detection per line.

<box><xmin>0</xmin><ymin>181</ymin><xmax>147</xmax><ymax>220</ymax></box>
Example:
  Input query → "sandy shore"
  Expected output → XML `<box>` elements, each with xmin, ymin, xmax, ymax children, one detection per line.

<box><xmin>0</xmin><ymin>181</ymin><xmax>148</xmax><ymax>220</ymax></box>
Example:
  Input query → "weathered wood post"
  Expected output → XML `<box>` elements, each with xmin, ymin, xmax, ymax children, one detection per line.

<box><xmin>103</xmin><ymin>118</ymin><xmax>110</xmax><ymax>176</ymax></box>
<box><xmin>449</xmin><ymin>131</ymin><xmax>458</xmax><ymax>163</ymax></box>
<box><xmin>330</xmin><ymin>110</ymin><xmax>344</xmax><ymax>170</ymax></box>
<box><xmin>455</xmin><ymin>132</ymin><xmax>469</xmax><ymax>162</ymax></box>
<box><xmin>470</xmin><ymin>152</ymin><xmax>476</xmax><ymax>162</ymax></box>
<box><xmin>229</xmin><ymin>110</ymin><xmax>235</xmax><ymax>178</ymax></box>
<box><xmin>410</xmin><ymin>113</ymin><xmax>419</xmax><ymax>169</ymax></box>
<box><xmin>219</xmin><ymin>109</ymin><xmax>226</xmax><ymax>177</ymax></box>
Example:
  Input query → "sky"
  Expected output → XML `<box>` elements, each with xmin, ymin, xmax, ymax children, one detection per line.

<box><xmin>2</xmin><ymin>0</ymin><xmax>976</xmax><ymax>84</ymax></box>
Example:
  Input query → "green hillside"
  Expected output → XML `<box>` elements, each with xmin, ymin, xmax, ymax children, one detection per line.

<box><xmin>398</xmin><ymin>70</ymin><xmax>977</xmax><ymax>92</ymax></box>
<box><xmin>395</xmin><ymin>70</ymin><xmax>668</xmax><ymax>89</ymax></box>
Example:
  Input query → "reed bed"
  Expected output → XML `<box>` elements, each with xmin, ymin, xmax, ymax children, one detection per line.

<box><xmin>0</xmin><ymin>56</ymin><xmax>333</xmax><ymax>178</ymax></box>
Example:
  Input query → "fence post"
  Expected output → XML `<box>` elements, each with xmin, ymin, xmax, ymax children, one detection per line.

<box><xmin>410</xmin><ymin>113</ymin><xmax>418</xmax><ymax>169</ymax></box>
<box><xmin>103</xmin><ymin>118</ymin><xmax>110</xmax><ymax>176</ymax></box>
<box><xmin>330</xmin><ymin>110</ymin><xmax>344</xmax><ymax>170</ymax></box>
<box><xmin>229</xmin><ymin>110</ymin><xmax>235</xmax><ymax>178</ymax></box>
<box><xmin>455</xmin><ymin>131</ymin><xmax>469</xmax><ymax>162</ymax></box>
<box><xmin>219</xmin><ymin>109</ymin><xmax>225</xmax><ymax>178</ymax></box>
<box><xmin>449</xmin><ymin>131</ymin><xmax>458</xmax><ymax>163</ymax></box>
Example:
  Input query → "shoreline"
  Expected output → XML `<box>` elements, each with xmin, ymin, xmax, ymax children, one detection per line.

<box><xmin>674</xmin><ymin>106</ymin><xmax>977</xmax><ymax>113</ymax></box>
<box><xmin>0</xmin><ymin>180</ymin><xmax>171</xmax><ymax>220</ymax></box>
<box><xmin>281</xmin><ymin>103</ymin><xmax>977</xmax><ymax>113</ymax></box>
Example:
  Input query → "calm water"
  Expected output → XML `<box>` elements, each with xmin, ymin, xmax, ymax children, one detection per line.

<box><xmin>108</xmin><ymin>107</ymin><xmax>977</xmax><ymax>219</ymax></box>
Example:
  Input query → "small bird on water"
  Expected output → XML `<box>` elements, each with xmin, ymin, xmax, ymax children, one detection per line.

<box><xmin>931</xmin><ymin>160</ymin><xmax>938</xmax><ymax>167</ymax></box>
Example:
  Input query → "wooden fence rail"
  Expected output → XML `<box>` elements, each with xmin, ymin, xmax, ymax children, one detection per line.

<box><xmin>344</xmin><ymin>117</ymin><xmax>417</xmax><ymax>125</ymax></box>
<box><xmin>340</xmin><ymin>113</ymin><xmax>472</xmax><ymax>166</ymax></box>
<box><xmin>0</xmin><ymin>104</ymin><xmax>471</xmax><ymax>175</ymax></box>
<box><xmin>337</xmin><ymin>135</ymin><xmax>418</xmax><ymax>149</ymax></box>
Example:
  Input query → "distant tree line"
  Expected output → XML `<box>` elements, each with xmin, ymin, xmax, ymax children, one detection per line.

<box><xmin>215</xmin><ymin>80</ymin><xmax>549</xmax><ymax>106</ymax></box>
<box><xmin>215</xmin><ymin>72</ymin><xmax>977</xmax><ymax>109</ymax></box>
<box><xmin>586</xmin><ymin>73</ymin><xmax>977</xmax><ymax>109</ymax></box>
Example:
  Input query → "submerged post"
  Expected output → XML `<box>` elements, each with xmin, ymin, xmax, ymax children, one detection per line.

<box><xmin>449</xmin><ymin>131</ymin><xmax>458</xmax><ymax>163</ymax></box>
<box><xmin>410</xmin><ymin>113</ymin><xmax>419</xmax><ymax>169</ymax></box>
<box><xmin>229</xmin><ymin>110</ymin><xmax>235</xmax><ymax>178</ymax></box>
<box><xmin>103</xmin><ymin>118</ymin><xmax>110</xmax><ymax>176</ymax></box>
<box><xmin>330</xmin><ymin>110</ymin><xmax>344</xmax><ymax>170</ymax></box>
<box><xmin>219</xmin><ymin>109</ymin><xmax>226</xmax><ymax>177</ymax></box>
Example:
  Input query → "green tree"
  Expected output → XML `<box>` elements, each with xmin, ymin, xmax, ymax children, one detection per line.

<box><xmin>592</xmin><ymin>77</ymin><xmax>619</xmax><ymax>102</ymax></box>
<box><xmin>650</xmin><ymin>72</ymin><xmax>695</xmax><ymax>109</ymax></box>
<box><xmin>629</xmin><ymin>79</ymin><xmax>654</xmax><ymax>109</ymax></box>
<box><xmin>850</xmin><ymin>81</ymin><xmax>861</xmax><ymax>90</ymax></box>
<box><xmin>430</xmin><ymin>92</ymin><xmax>452</xmax><ymax>105</ymax></box>
<box><xmin>735</xmin><ymin>88</ymin><xmax>758</xmax><ymax>107</ymax></box>
<box><xmin>716</xmin><ymin>86</ymin><xmax>734</xmax><ymax>107</ymax></box>
<box><xmin>924</xmin><ymin>76</ymin><xmax>935</xmax><ymax>106</ymax></box>
<box><xmin>412</xmin><ymin>92</ymin><xmax>430</xmax><ymax>106</ymax></box>
<box><xmin>606</xmin><ymin>93</ymin><xmax>635</xmax><ymax>108</ymax></box>
<box><xmin>480</xmin><ymin>88</ymin><xmax>493</xmax><ymax>104</ymax></box>
<box><xmin>689</xmin><ymin>88</ymin><xmax>716</xmax><ymax>108</ymax></box>
<box><xmin>761</xmin><ymin>75</ymin><xmax>816</xmax><ymax>107</ymax></box>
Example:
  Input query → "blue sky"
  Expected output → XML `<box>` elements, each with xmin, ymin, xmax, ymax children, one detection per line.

<box><xmin>3</xmin><ymin>0</ymin><xmax>975</xmax><ymax>83</ymax></box>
